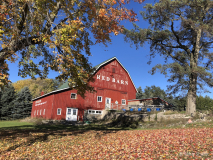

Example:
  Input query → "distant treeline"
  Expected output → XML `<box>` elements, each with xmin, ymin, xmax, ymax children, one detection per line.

<box><xmin>136</xmin><ymin>85</ymin><xmax>213</xmax><ymax>111</ymax></box>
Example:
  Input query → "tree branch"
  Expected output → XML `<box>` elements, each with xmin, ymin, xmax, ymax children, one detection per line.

<box><xmin>43</xmin><ymin>1</ymin><xmax>61</xmax><ymax>34</ymax></box>
<box><xmin>18</xmin><ymin>3</ymin><xmax>28</xmax><ymax>34</ymax></box>
<box><xmin>171</xmin><ymin>21</ymin><xmax>191</xmax><ymax>55</ymax></box>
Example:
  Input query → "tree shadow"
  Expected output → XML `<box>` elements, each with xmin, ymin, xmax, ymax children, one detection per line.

<box><xmin>0</xmin><ymin>123</ymin><xmax>129</xmax><ymax>155</ymax></box>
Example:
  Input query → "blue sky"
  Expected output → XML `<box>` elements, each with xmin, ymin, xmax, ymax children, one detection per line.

<box><xmin>8</xmin><ymin>0</ymin><xmax>213</xmax><ymax>98</ymax></box>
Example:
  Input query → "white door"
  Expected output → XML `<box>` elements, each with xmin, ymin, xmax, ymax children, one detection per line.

<box><xmin>105</xmin><ymin>98</ymin><xmax>111</xmax><ymax>109</ymax></box>
<box><xmin>66</xmin><ymin>108</ymin><xmax>78</xmax><ymax>121</ymax></box>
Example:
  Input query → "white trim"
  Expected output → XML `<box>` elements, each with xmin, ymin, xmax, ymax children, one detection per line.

<box><xmin>34</xmin><ymin>110</ymin><xmax>36</xmax><ymax>116</ymax></box>
<box><xmin>71</xmin><ymin>93</ymin><xmax>77</xmax><ymax>99</ymax></box>
<box><xmin>88</xmin><ymin>109</ymin><xmax>102</xmax><ymax>114</ymax></box>
<box><xmin>97</xmin><ymin>96</ymin><xmax>102</xmax><ymax>102</ymax></box>
<box><xmin>40</xmin><ymin>109</ymin><xmax>42</xmax><ymax>115</ymax></box>
<box><xmin>57</xmin><ymin>108</ymin><xmax>62</xmax><ymax>115</ymax></box>
<box><xmin>37</xmin><ymin>110</ymin><xmax>39</xmax><ymax>115</ymax></box>
<box><xmin>121</xmin><ymin>99</ymin><xmax>126</xmax><ymax>105</ymax></box>
<box><xmin>43</xmin><ymin>109</ymin><xmax>45</xmax><ymax>115</ymax></box>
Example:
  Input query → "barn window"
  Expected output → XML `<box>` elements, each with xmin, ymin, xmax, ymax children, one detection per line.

<box><xmin>40</xmin><ymin>110</ymin><xmax>42</xmax><ymax>115</ymax></box>
<box><xmin>34</xmin><ymin>110</ymin><xmax>36</xmax><ymax>116</ymax></box>
<box><xmin>88</xmin><ymin>110</ymin><xmax>102</xmax><ymax>114</ymax></box>
<box><xmin>57</xmin><ymin>108</ymin><xmax>61</xmax><ymax>115</ymax></box>
<box><xmin>71</xmin><ymin>93</ymin><xmax>77</xmax><ymax>99</ymax></box>
<box><xmin>97</xmin><ymin>96</ymin><xmax>102</xmax><ymax>102</ymax></box>
<box><xmin>37</xmin><ymin>110</ymin><xmax>39</xmax><ymax>115</ymax></box>
<box><xmin>112</xmin><ymin>68</ymin><xmax>115</xmax><ymax>73</ymax></box>
<box><xmin>43</xmin><ymin>109</ymin><xmax>45</xmax><ymax>115</ymax></box>
<box><xmin>122</xmin><ymin>99</ymin><xmax>126</xmax><ymax>105</ymax></box>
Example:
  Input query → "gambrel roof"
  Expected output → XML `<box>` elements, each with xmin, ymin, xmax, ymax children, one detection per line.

<box><xmin>33</xmin><ymin>57</ymin><xmax>137</xmax><ymax>101</ymax></box>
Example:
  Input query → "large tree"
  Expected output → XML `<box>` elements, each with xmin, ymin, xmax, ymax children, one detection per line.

<box><xmin>123</xmin><ymin>0</ymin><xmax>213</xmax><ymax>115</ymax></box>
<box><xmin>0</xmin><ymin>0</ymin><xmax>144</xmax><ymax>97</ymax></box>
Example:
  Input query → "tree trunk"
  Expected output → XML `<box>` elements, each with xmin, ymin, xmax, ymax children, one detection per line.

<box><xmin>186</xmin><ymin>85</ymin><xmax>196</xmax><ymax>116</ymax></box>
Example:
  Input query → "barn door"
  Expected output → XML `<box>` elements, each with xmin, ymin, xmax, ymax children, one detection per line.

<box><xmin>66</xmin><ymin>108</ymin><xmax>78</xmax><ymax>121</ymax></box>
<box><xmin>105</xmin><ymin>98</ymin><xmax>111</xmax><ymax>109</ymax></box>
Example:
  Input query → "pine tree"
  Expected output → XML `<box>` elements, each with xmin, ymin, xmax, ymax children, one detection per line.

<box><xmin>0</xmin><ymin>85</ymin><xmax>16</xmax><ymax>120</ymax></box>
<box><xmin>13</xmin><ymin>87</ymin><xmax>32</xmax><ymax>119</ymax></box>
<box><xmin>123</xmin><ymin>0</ymin><xmax>213</xmax><ymax>115</ymax></box>
<box><xmin>136</xmin><ymin>86</ymin><xmax>144</xmax><ymax>99</ymax></box>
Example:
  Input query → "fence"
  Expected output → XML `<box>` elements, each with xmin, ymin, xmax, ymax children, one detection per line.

<box><xmin>105</xmin><ymin>103</ymin><xmax>129</xmax><ymax>110</ymax></box>
<box><xmin>106</xmin><ymin>104</ymin><xmax>165</xmax><ymax>111</ymax></box>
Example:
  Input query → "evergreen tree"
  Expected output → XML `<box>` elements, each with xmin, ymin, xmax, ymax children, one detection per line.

<box><xmin>136</xmin><ymin>86</ymin><xmax>144</xmax><ymax>99</ymax></box>
<box><xmin>143</xmin><ymin>85</ymin><xmax>167</xmax><ymax>99</ymax></box>
<box><xmin>123</xmin><ymin>0</ymin><xmax>213</xmax><ymax>115</ymax></box>
<box><xmin>0</xmin><ymin>85</ymin><xmax>16</xmax><ymax>120</ymax></box>
<box><xmin>13</xmin><ymin>87</ymin><xmax>32</xmax><ymax>119</ymax></box>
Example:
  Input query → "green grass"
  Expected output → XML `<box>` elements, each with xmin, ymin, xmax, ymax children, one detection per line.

<box><xmin>0</xmin><ymin>120</ymin><xmax>34</xmax><ymax>129</ymax></box>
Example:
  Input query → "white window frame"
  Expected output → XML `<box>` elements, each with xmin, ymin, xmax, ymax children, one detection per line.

<box><xmin>43</xmin><ymin>109</ymin><xmax>45</xmax><ymax>115</ymax></box>
<box><xmin>97</xmin><ymin>96</ymin><xmax>102</xmax><ymax>102</ymax></box>
<box><xmin>40</xmin><ymin>109</ymin><xmax>42</xmax><ymax>115</ymax></box>
<box><xmin>37</xmin><ymin>110</ymin><xmax>39</xmax><ymax>115</ymax></box>
<box><xmin>71</xmin><ymin>93</ymin><xmax>77</xmax><ymax>99</ymax></box>
<box><xmin>34</xmin><ymin>110</ymin><xmax>36</xmax><ymax>116</ymax></box>
<box><xmin>57</xmin><ymin>108</ymin><xmax>62</xmax><ymax>115</ymax></box>
<box><xmin>88</xmin><ymin>109</ymin><xmax>102</xmax><ymax>114</ymax></box>
<box><xmin>121</xmin><ymin>99</ymin><xmax>126</xmax><ymax>105</ymax></box>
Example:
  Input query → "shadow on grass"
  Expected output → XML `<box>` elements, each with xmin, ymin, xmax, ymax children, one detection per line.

<box><xmin>0</xmin><ymin>123</ymin><xmax>130</xmax><ymax>154</ymax></box>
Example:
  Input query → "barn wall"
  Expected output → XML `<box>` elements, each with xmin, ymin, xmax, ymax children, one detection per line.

<box><xmin>87</xmin><ymin>59</ymin><xmax>136</xmax><ymax>108</ymax></box>
<box><xmin>52</xmin><ymin>89</ymin><xmax>85</xmax><ymax>121</ymax></box>
<box><xmin>31</xmin><ymin>94</ymin><xmax>54</xmax><ymax>119</ymax></box>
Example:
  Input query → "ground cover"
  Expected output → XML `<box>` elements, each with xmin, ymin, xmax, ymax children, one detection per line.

<box><xmin>0</xmin><ymin>121</ymin><xmax>34</xmax><ymax>129</ymax></box>
<box><xmin>1</xmin><ymin>120</ymin><xmax>213</xmax><ymax>159</ymax></box>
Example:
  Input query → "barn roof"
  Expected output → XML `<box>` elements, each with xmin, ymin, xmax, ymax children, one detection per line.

<box><xmin>33</xmin><ymin>57</ymin><xmax>137</xmax><ymax>101</ymax></box>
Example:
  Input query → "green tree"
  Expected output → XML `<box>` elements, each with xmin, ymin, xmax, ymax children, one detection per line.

<box><xmin>0</xmin><ymin>0</ymin><xmax>144</xmax><ymax>97</ymax></box>
<box><xmin>12</xmin><ymin>78</ymin><xmax>64</xmax><ymax>98</ymax></box>
<box><xmin>136</xmin><ymin>86</ymin><xmax>144</xmax><ymax>99</ymax></box>
<box><xmin>123</xmin><ymin>0</ymin><xmax>213</xmax><ymax>115</ymax></box>
<box><xmin>0</xmin><ymin>85</ymin><xmax>16</xmax><ymax>120</ymax></box>
<box><xmin>13</xmin><ymin>87</ymin><xmax>32</xmax><ymax>119</ymax></box>
<box><xmin>143</xmin><ymin>85</ymin><xmax>167</xmax><ymax>99</ymax></box>
<box><xmin>196</xmin><ymin>95</ymin><xmax>213</xmax><ymax>111</ymax></box>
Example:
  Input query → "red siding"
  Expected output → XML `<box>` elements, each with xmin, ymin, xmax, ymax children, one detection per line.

<box><xmin>31</xmin><ymin>58</ymin><xmax>137</xmax><ymax>121</ymax></box>
<box><xmin>31</xmin><ymin>94</ymin><xmax>54</xmax><ymax>119</ymax></box>
<box><xmin>52</xmin><ymin>90</ymin><xmax>84</xmax><ymax>120</ymax></box>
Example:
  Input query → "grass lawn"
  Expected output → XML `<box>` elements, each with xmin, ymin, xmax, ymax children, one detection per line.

<box><xmin>0</xmin><ymin>119</ymin><xmax>213</xmax><ymax>159</ymax></box>
<box><xmin>0</xmin><ymin>120</ymin><xmax>34</xmax><ymax>129</ymax></box>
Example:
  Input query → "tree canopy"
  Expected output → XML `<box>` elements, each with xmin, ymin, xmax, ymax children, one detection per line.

<box><xmin>12</xmin><ymin>78</ymin><xmax>63</xmax><ymax>98</ymax></box>
<box><xmin>0</xmin><ymin>0</ymin><xmax>144</xmax><ymax>97</ymax></box>
<box><xmin>123</xmin><ymin>0</ymin><xmax>213</xmax><ymax>115</ymax></box>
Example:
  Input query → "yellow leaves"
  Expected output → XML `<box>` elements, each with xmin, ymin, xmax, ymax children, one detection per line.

<box><xmin>1</xmin><ymin>44</ymin><xmax>6</xmax><ymax>49</ymax></box>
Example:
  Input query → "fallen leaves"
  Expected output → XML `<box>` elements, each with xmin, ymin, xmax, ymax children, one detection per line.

<box><xmin>1</xmin><ymin>128</ymin><xmax>213</xmax><ymax>159</ymax></box>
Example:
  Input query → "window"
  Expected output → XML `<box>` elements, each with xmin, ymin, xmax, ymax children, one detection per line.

<box><xmin>34</xmin><ymin>110</ymin><xmax>36</xmax><ymax>116</ymax></box>
<box><xmin>73</xmin><ymin>109</ymin><xmax>77</xmax><ymax>115</ymax></box>
<box><xmin>71</xmin><ymin>93</ymin><xmax>77</xmax><ymax>99</ymax></box>
<box><xmin>43</xmin><ymin>109</ymin><xmax>45</xmax><ymax>115</ymax></box>
<box><xmin>88</xmin><ymin>110</ymin><xmax>102</xmax><ymax>114</ymax></box>
<box><xmin>97</xmin><ymin>96</ymin><xmax>102</xmax><ymax>102</ymax></box>
<box><xmin>40</xmin><ymin>110</ymin><xmax>42</xmax><ymax>115</ymax></box>
<box><xmin>37</xmin><ymin>110</ymin><xmax>39</xmax><ymax>115</ymax></box>
<box><xmin>57</xmin><ymin>108</ymin><xmax>61</xmax><ymax>115</ymax></box>
<box><xmin>112</xmin><ymin>68</ymin><xmax>115</xmax><ymax>73</ymax></box>
<box><xmin>122</xmin><ymin>99</ymin><xmax>126</xmax><ymax>105</ymax></box>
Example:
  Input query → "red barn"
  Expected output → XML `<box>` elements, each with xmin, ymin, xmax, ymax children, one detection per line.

<box><xmin>31</xmin><ymin>57</ymin><xmax>137</xmax><ymax>121</ymax></box>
